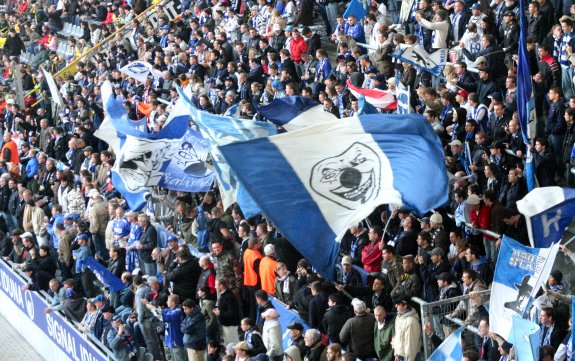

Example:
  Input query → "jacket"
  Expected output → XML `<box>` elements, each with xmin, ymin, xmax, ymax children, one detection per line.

<box><xmin>393</xmin><ymin>308</ymin><xmax>421</xmax><ymax>361</ymax></box>
<box><xmin>274</xmin><ymin>273</ymin><xmax>297</xmax><ymax>305</ymax></box>
<box><xmin>262</xmin><ymin>318</ymin><xmax>283</xmax><ymax>357</ymax></box>
<box><xmin>217</xmin><ymin>289</ymin><xmax>240</xmax><ymax>326</ymax></box>
<box><xmin>321</xmin><ymin>304</ymin><xmax>353</xmax><ymax>344</ymax></box>
<box><xmin>200</xmin><ymin>298</ymin><xmax>220</xmax><ymax>336</ymax></box>
<box><xmin>419</xmin><ymin>261</ymin><xmax>451</xmax><ymax>302</ymax></box>
<box><xmin>390</xmin><ymin>269</ymin><xmax>421</xmax><ymax>299</ymax></box>
<box><xmin>259</xmin><ymin>256</ymin><xmax>278</xmax><ymax>294</ymax></box>
<box><xmin>181</xmin><ymin>306</ymin><xmax>206</xmax><ymax>350</ymax></box>
<box><xmin>546</xmin><ymin>100</ymin><xmax>567</xmax><ymax>135</ymax></box>
<box><xmin>339</xmin><ymin>312</ymin><xmax>377</xmax><ymax>359</ymax></box>
<box><xmin>452</xmin><ymin>279</ymin><xmax>487</xmax><ymax>325</ymax></box>
<box><xmin>166</xmin><ymin>258</ymin><xmax>201</xmax><ymax>302</ymax></box>
<box><xmin>374</xmin><ymin>316</ymin><xmax>395</xmax><ymax>361</ymax></box>
<box><xmin>380</xmin><ymin>256</ymin><xmax>404</xmax><ymax>289</ymax></box>
<box><xmin>162</xmin><ymin>307</ymin><xmax>185</xmax><ymax>348</ymax></box>
<box><xmin>88</xmin><ymin>199</ymin><xmax>108</xmax><ymax>235</ymax></box>
<box><xmin>138</xmin><ymin>224</ymin><xmax>157</xmax><ymax>263</ymax></box>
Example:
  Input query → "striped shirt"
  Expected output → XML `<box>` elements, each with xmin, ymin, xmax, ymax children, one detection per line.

<box><xmin>560</xmin><ymin>32</ymin><xmax>573</xmax><ymax>66</ymax></box>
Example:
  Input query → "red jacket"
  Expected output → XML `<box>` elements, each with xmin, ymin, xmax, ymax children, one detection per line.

<box><xmin>469</xmin><ymin>204</ymin><xmax>493</xmax><ymax>240</ymax></box>
<box><xmin>361</xmin><ymin>240</ymin><xmax>382</xmax><ymax>272</ymax></box>
<box><xmin>289</xmin><ymin>36</ymin><xmax>308</xmax><ymax>63</ymax></box>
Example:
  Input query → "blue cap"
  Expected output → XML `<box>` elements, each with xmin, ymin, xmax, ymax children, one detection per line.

<box><xmin>77</xmin><ymin>233</ymin><xmax>89</xmax><ymax>241</ymax></box>
<box><xmin>167</xmin><ymin>235</ymin><xmax>178</xmax><ymax>243</ymax></box>
<box><xmin>91</xmin><ymin>294</ymin><xmax>105</xmax><ymax>303</ymax></box>
<box><xmin>272</xmin><ymin>79</ymin><xmax>283</xmax><ymax>90</ymax></box>
<box><xmin>206</xmin><ymin>77</ymin><xmax>216</xmax><ymax>83</ymax></box>
<box><xmin>133</xmin><ymin>95</ymin><xmax>141</xmax><ymax>101</ymax></box>
<box><xmin>471</xmin><ymin>3</ymin><xmax>481</xmax><ymax>10</ymax></box>
<box><xmin>64</xmin><ymin>214</ymin><xmax>73</xmax><ymax>221</ymax></box>
<box><xmin>160</xmin><ymin>25</ymin><xmax>170</xmax><ymax>30</ymax></box>
<box><xmin>285</xmin><ymin>25</ymin><xmax>293</xmax><ymax>31</ymax></box>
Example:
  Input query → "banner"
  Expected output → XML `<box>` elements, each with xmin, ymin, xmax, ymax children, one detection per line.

<box><xmin>158</xmin><ymin>128</ymin><xmax>215</xmax><ymax>192</ymax></box>
<box><xmin>41</xmin><ymin>67</ymin><xmax>64</xmax><ymax>107</ymax></box>
<box><xmin>490</xmin><ymin>236</ymin><xmax>559</xmax><ymax>340</ymax></box>
<box><xmin>80</xmin><ymin>257</ymin><xmax>126</xmax><ymax>292</ymax></box>
<box><xmin>120</xmin><ymin>61</ymin><xmax>163</xmax><ymax>84</ymax></box>
<box><xmin>0</xmin><ymin>260</ymin><xmax>108</xmax><ymax>361</ymax></box>
<box><xmin>390</xmin><ymin>46</ymin><xmax>448</xmax><ymax>76</ymax></box>
<box><xmin>396</xmin><ymin>83</ymin><xmax>411</xmax><ymax>114</ymax></box>
<box><xmin>510</xmin><ymin>315</ymin><xmax>540</xmax><ymax>361</ymax></box>
<box><xmin>269</xmin><ymin>296</ymin><xmax>309</xmax><ymax>350</ymax></box>
<box><xmin>428</xmin><ymin>327</ymin><xmax>464</xmax><ymax>361</ymax></box>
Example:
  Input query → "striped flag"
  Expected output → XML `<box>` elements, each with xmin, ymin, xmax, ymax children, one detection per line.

<box><xmin>428</xmin><ymin>327</ymin><xmax>464</xmax><ymax>361</ymax></box>
<box><xmin>346</xmin><ymin>80</ymin><xmax>396</xmax><ymax>109</ymax></box>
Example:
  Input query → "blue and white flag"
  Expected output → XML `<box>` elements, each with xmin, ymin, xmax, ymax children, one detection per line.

<box><xmin>218</xmin><ymin>114</ymin><xmax>448</xmax><ymax>278</ymax></box>
<box><xmin>120</xmin><ymin>60</ymin><xmax>163</xmax><ymax>84</ymax></box>
<box><xmin>390</xmin><ymin>46</ymin><xmax>448</xmax><ymax>76</ymax></box>
<box><xmin>255</xmin><ymin>96</ymin><xmax>337</xmax><ymax>131</ymax></box>
<box><xmin>396</xmin><ymin>83</ymin><xmax>411</xmax><ymax>114</ymax></box>
<box><xmin>100</xmin><ymin>81</ymin><xmax>189</xmax><ymax>210</ymax></box>
<box><xmin>158</xmin><ymin>128</ymin><xmax>215</xmax><ymax>192</ymax></box>
<box><xmin>81</xmin><ymin>257</ymin><xmax>126</xmax><ymax>292</ymax></box>
<box><xmin>510</xmin><ymin>315</ymin><xmax>540</xmax><ymax>361</ymax></box>
<box><xmin>179</xmin><ymin>88</ymin><xmax>277</xmax><ymax>218</ymax></box>
<box><xmin>572</xmin><ymin>298</ymin><xmax>575</xmax><ymax>361</ymax></box>
<box><xmin>343</xmin><ymin>0</ymin><xmax>366</xmax><ymax>20</ymax></box>
<box><xmin>516</xmin><ymin>187</ymin><xmax>575</xmax><ymax>248</ymax></box>
<box><xmin>357</xmin><ymin>94</ymin><xmax>379</xmax><ymax>115</ymax></box>
<box><xmin>428</xmin><ymin>327</ymin><xmax>464</xmax><ymax>361</ymax></box>
<box><xmin>490</xmin><ymin>236</ymin><xmax>559</xmax><ymax>341</ymax></box>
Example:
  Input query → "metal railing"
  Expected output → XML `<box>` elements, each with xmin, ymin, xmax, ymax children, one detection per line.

<box><xmin>411</xmin><ymin>289</ymin><xmax>491</xmax><ymax>359</ymax></box>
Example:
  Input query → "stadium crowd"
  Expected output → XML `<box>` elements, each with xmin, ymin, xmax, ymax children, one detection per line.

<box><xmin>1</xmin><ymin>0</ymin><xmax>575</xmax><ymax>359</ymax></box>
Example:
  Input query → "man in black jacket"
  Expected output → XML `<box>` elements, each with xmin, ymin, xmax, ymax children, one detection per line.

<box><xmin>136</xmin><ymin>214</ymin><xmax>158</xmax><ymax>276</ymax></box>
<box><xmin>214</xmin><ymin>277</ymin><xmax>241</xmax><ymax>345</ymax></box>
<box><xmin>166</xmin><ymin>249</ymin><xmax>201</xmax><ymax>302</ymax></box>
<box><xmin>321</xmin><ymin>293</ymin><xmax>353</xmax><ymax>344</ymax></box>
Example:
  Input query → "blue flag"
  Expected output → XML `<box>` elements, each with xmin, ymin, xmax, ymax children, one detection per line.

<box><xmin>218</xmin><ymin>114</ymin><xmax>448</xmax><ymax>278</ymax></box>
<box><xmin>428</xmin><ymin>327</ymin><xmax>464</xmax><ymax>361</ymax></box>
<box><xmin>517</xmin><ymin>187</ymin><xmax>575</xmax><ymax>247</ymax></box>
<box><xmin>270</xmin><ymin>297</ymin><xmax>309</xmax><ymax>350</ymax></box>
<box><xmin>490</xmin><ymin>236</ymin><xmax>559</xmax><ymax>340</ymax></box>
<box><xmin>179</xmin><ymin>88</ymin><xmax>277</xmax><ymax>218</ymax></box>
<box><xmin>158</xmin><ymin>128</ymin><xmax>215</xmax><ymax>192</ymax></box>
<box><xmin>81</xmin><ymin>257</ymin><xmax>126</xmax><ymax>292</ymax></box>
<box><xmin>518</xmin><ymin>0</ymin><xmax>537</xmax><ymax>191</ymax></box>
<box><xmin>390</xmin><ymin>46</ymin><xmax>448</xmax><ymax>76</ymax></box>
<box><xmin>100</xmin><ymin>81</ymin><xmax>190</xmax><ymax>210</ymax></box>
<box><xmin>343</xmin><ymin>0</ymin><xmax>366</xmax><ymax>20</ymax></box>
<box><xmin>255</xmin><ymin>96</ymin><xmax>337</xmax><ymax>131</ymax></box>
<box><xmin>510</xmin><ymin>315</ymin><xmax>540</xmax><ymax>361</ymax></box>
<box><xmin>357</xmin><ymin>94</ymin><xmax>379</xmax><ymax>115</ymax></box>
<box><xmin>396</xmin><ymin>83</ymin><xmax>411</xmax><ymax>114</ymax></box>
<box><xmin>572</xmin><ymin>298</ymin><xmax>575</xmax><ymax>361</ymax></box>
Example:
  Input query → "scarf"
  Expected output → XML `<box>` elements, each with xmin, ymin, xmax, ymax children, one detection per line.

<box><xmin>277</xmin><ymin>272</ymin><xmax>291</xmax><ymax>294</ymax></box>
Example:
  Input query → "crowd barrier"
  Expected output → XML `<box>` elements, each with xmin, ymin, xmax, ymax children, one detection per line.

<box><xmin>0</xmin><ymin>259</ymin><xmax>112</xmax><ymax>361</ymax></box>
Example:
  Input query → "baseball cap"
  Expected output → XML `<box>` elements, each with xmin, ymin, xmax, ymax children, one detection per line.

<box><xmin>430</xmin><ymin>213</ymin><xmax>443</xmax><ymax>224</ymax></box>
<box><xmin>91</xmin><ymin>294</ymin><xmax>106</xmax><ymax>303</ymax></box>
<box><xmin>21</xmin><ymin>232</ymin><xmax>34</xmax><ymax>239</ymax></box>
<box><xmin>160</xmin><ymin>25</ymin><xmax>171</xmax><ymax>30</ymax></box>
<box><xmin>341</xmin><ymin>255</ymin><xmax>352</xmax><ymax>265</ymax></box>
<box><xmin>88</xmin><ymin>189</ymin><xmax>100</xmax><ymax>198</ymax></box>
<box><xmin>437</xmin><ymin>272</ymin><xmax>452</xmax><ymax>282</ymax></box>
<box><xmin>448</xmin><ymin>139</ymin><xmax>463</xmax><ymax>147</ymax></box>
<box><xmin>287</xmin><ymin>322</ymin><xmax>304</xmax><ymax>331</ymax></box>
<box><xmin>471</xmin><ymin>3</ymin><xmax>481</xmax><ymax>10</ymax></box>
<box><xmin>474</xmin><ymin>56</ymin><xmax>487</xmax><ymax>65</ymax></box>
<box><xmin>83</xmin><ymin>146</ymin><xmax>93</xmax><ymax>152</ymax></box>
<box><xmin>261</xmin><ymin>308</ymin><xmax>280</xmax><ymax>318</ymax></box>
<box><xmin>167</xmin><ymin>235</ymin><xmax>178</xmax><ymax>243</ymax></box>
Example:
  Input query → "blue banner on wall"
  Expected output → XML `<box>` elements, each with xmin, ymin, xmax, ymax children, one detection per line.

<box><xmin>0</xmin><ymin>260</ymin><xmax>108</xmax><ymax>361</ymax></box>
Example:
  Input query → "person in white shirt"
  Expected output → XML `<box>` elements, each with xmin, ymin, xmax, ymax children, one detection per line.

<box><xmin>416</xmin><ymin>10</ymin><xmax>450</xmax><ymax>50</ymax></box>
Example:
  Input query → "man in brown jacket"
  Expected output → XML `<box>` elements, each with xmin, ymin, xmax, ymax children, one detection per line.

<box><xmin>56</xmin><ymin>223</ymin><xmax>74</xmax><ymax>279</ymax></box>
<box><xmin>87</xmin><ymin>189</ymin><xmax>109</xmax><ymax>260</ymax></box>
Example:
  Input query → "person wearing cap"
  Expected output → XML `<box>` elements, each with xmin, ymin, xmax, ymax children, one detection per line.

<box><xmin>87</xmin><ymin>187</ymin><xmax>109</xmax><ymax>260</ymax></box>
<box><xmin>448</xmin><ymin>138</ymin><xmax>471</xmax><ymax>175</ymax></box>
<box><xmin>181</xmin><ymin>298</ymin><xmax>207</xmax><ymax>361</ymax></box>
<box><xmin>390</xmin><ymin>255</ymin><xmax>421</xmax><ymax>301</ymax></box>
<box><xmin>75</xmin><ymin>232</ymin><xmax>98</xmax><ymax>297</ymax></box>
<box><xmin>107</xmin><ymin>311</ymin><xmax>137</xmax><ymax>361</ymax></box>
<box><xmin>393</xmin><ymin>296</ymin><xmax>421</xmax><ymax>361</ymax></box>
<box><xmin>286</xmin><ymin>322</ymin><xmax>305</xmax><ymax>356</ymax></box>
<box><xmin>261</xmin><ymin>308</ymin><xmax>283</xmax><ymax>360</ymax></box>
<box><xmin>93</xmin><ymin>300</ymin><xmax>114</xmax><ymax>340</ymax></box>
<box><xmin>258</xmin><ymin>243</ymin><xmax>278</xmax><ymax>295</ymax></box>
<box><xmin>335</xmin><ymin>255</ymin><xmax>363</xmax><ymax>293</ymax></box>
<box><xmin>420</xmin><ymin>247</ymin><xmax>450</xmax><ymax>304</ymax></box>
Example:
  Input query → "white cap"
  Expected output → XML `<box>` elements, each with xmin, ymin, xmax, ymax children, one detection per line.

<box><xmin>272</xmin><ymin>24</ymin><xmax>282</xmax><ymax>31</ymax></box>
<box><xmin>88</xmin><ymin>189</ymin><xmax>100</xmax><ymax>198</ymax></box>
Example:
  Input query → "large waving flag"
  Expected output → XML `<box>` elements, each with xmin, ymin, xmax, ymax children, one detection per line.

<box><xmin>517</xmin><ymin>0</ymin><xmax>537</xmax><ymax>191</ymax></box>
<box><xmin>390</xmin><ymin>46</ymin><xmax>448</xmax><ymax>76</ymax></box>
<box><xmin>428</xmin><ymin>327</ymin><xmax>464</xmax><ymax>361</ymax></box>
<box><xmin>41</xmin><ymin>67</ymin><xmax>64</xmax><ymax>107</ymax></box>
<box><xmin>490</xmin><ymin>236</ymin><xmax>559</xmax><ymax>341</ymax></box>
<box><xmin>510</xmin><ymin>315</ymin><xmax>540</xmax><ymax>361</ymax></box>
<box><xmin>218</xmin><ymin>114</ymin><xmax>448</xmax><ymax>278</ymax></box>
<box><xmin>357</xmin><ymin>94</ymin><xmax>380</xmax><ymax>115</ymax></box>
<box><xmin>346</xmin><ymin>80</ymin><xmax>396</xmax><ymax>109</ymax></box>
<box><xmin>99</xmin><ymin>81</ymin><xmax>189</xmax><ymax>210</ymax></box>
<box><xmin>179</xmin><ymin>88</ymin><xmax>277</xmax><ymax>218</ymax></box>
<box><xmin>80</xmin><ymin>257</ymin><xmax>126</xmax><ymax>292</ymax></box>
<box><xmin>343</xmin><ymin>0</ymin><xmax>366</xmax><ymax>20</ymax></box>
<box><xmin>516</xmin><ymin>187</ymin><xmax>575</xmax><ymax>247</ymax></box>
<box><xmin>255</xmin><ymin>96</ymin><xmax>337</xmax><ymax>131</ymax></box>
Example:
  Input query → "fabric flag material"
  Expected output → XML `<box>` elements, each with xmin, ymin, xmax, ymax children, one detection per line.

<box><xmin>572</xmin><ymin>298</ymin><xmax>575</xmax><ymax>361</ymax></box>
<box><xmin>255</xmin><ymin>96</ymin><xmax>337</xmax><ymax>131</ymax></box>
<box><xmin>516</xmin><ymin>187</ymin><xmax>575</xmax><ymax>248</ymax></box>
<box><xmin>99</xmin><ymin>81</ymin><xmax>189</xmax><ymax>210</ymax></box>
<box><xmin>346</xmin><ymin>80</ymin><xmax>396</xmax><ymax>109</ymax></box>
<box><xmin>510</xmin><ymin>316</ymin><xmax>540</xmax><ymax>361</ymax></box>
<box><xmin>390</xmin><ymin>46</ymin><xmax>448</xmax><ymax>76</ymax></box>
<box><xmin>270</xmin><ymin>296</ymin><xmax>309</xmax><ymax>350</ymax></box>
<box><xmin>517</xmin><ymin>0</ymin><xmax>537</xmax><ymax>191</ymax></box>
<box><xmin>343</xmin><ymin>0</ymin><xmax>366</xmax><ymax>20</ymax></box>
<box><xmin>218</xmin><ymin>114</ymin><xmax>448</xmax><ymax>278</ymax></box>
<box><xmin>41</xmin><ymin>67</ymin><xmax>64</xmax><ymax>107</ymax></box>
<box><xmin>81</xmin><ymin>257</ymin><xmax>126</xmax><ymax>292</ymax></box>
<box><xmin>490</xmin><ymin>236</ymin><xmax>559</xmax><ymax>341</ymax></box>
<box><xmin>158</xmin><ymin>128</ymin><xmax>215</xmax><ymax>192</ymax></box>
<box><xmin>357</xmin><ymin>94</ymin><xmax>380</xmax><ymax>115</ymax></box>
<box><xmin>120</xmin><ymin>60</ymin><xmax>163</xmax><ymax>84</ymax></box>
<box><xmin>178</xmin><ymin>88</ymin><xmax>277</xmax><ymax>218</ymax></box>
<box><xmin>428</xmin><ymin>327</ymin><xmax>464</xmax><ymax>361</ymax></box>
<box><xmin>396</xmin><ymin>83</ymin><xmax>411</xmax><ymax>114</ymax></box>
